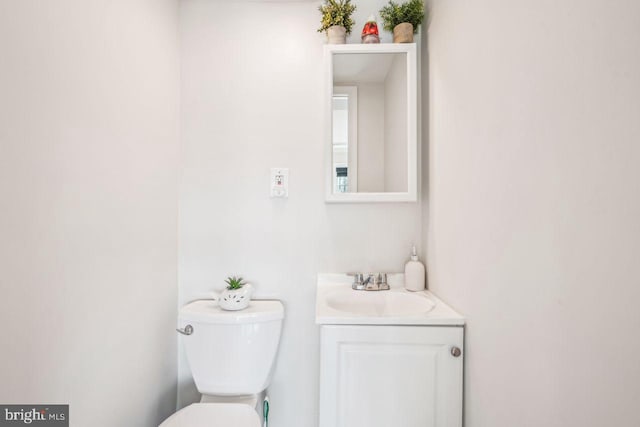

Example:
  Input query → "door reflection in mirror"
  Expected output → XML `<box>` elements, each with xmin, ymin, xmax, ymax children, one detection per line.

<box><xmin>332</xmin><ymin>86</ymin><xmax>358</xmax><ymax>193</ymax></box>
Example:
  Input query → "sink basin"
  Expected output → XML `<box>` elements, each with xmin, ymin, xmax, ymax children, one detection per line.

<box><xmin>325</xmin><ymin>289</ymin><xmax>435</xmax><ymax>316</ymax></box>
<box><xmin>316</xmin><ymin>274</ymin><xmax>465</xmax><ymax>326</ymax></box>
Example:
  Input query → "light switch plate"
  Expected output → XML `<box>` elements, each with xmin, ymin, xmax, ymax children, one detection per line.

<box><xmin>270</xmin><ymin>168</ymin><xmax>289</xmax><ymax>198</ymax></box>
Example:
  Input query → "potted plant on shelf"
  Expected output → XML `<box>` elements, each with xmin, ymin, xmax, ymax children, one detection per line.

<box><xmin>318</xmin><ymin>0</ymin><xmax>357</xmax><ymax>44</ymax></box>
<box><xmin>379</xmin><ymin>0</ymin><xmax>425</xmax><ymax>43</ymax></box>
<box><xmin>219</xmin><ymin>276</ymin><xmax>253</xmax><ymax>311</ymax></box>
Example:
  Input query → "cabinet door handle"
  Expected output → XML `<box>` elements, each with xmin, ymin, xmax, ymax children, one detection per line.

<box><xmin>451</xmin><ymin>346</ymin><xmax>462</xmax><ymax>357</ymax></box>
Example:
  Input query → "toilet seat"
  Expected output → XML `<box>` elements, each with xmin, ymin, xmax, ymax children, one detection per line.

<box><xmin>159</xmin><ymin>403</ymin><xmax>260</xmax><ymax>427</ymax></box>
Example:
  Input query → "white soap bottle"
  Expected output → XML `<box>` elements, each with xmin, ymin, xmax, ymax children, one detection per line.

<box><xmin>404</xmin><ymin>246</ymin><xmax>425</xmax><ymax>291</ymax></box>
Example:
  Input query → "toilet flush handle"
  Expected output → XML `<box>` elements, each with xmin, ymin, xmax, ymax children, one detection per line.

<box><xmin>176</xmin><ymin>325</ymin><xmax>194</xmax><ymax>336</ymax></box>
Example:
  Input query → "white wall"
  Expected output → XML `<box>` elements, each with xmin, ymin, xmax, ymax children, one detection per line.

<box><xmin>0</xmin><ymin>1</ymin><xmax>180</xmax><ymax>426</ymax></box>
<box><xmin>357</xmin><ymin>83</ymin><xmax>385</xmax><ymax>192</ymax></box>
<box><xmin>179</xmin><ymin>1</ymin><xmax>422</xmax><ymax>426</ymax></box>
<box><xmin>425</xmin><ymin>0</ymin><xmax>640</xmax><ymax>426</ymax></box>
<box><xmin>384</xmin><ymin>54</ymin><xmax>408</xmax><ymax>192</ymax></box>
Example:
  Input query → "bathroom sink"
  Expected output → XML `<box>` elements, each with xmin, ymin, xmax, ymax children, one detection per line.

<box><xmin>316</xmin><ymin>274</ymin><xmax>465</xmax><ymax>326</ymax></box>
<box><xmin>325</xmin><ymin>289</ymin><xmax>435</xmax><ymax>316</ymax></box>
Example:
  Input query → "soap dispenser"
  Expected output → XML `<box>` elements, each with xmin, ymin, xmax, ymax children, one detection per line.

<box><xmin>404</xmin><ymin>246</ymin><xmax>425</xmax><ymax>291</ymax></box>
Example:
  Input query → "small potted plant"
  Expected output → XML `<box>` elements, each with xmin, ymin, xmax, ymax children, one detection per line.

<box><xmin>379</xmin><ymin>0</ymin><xmax>425</xmax><ymax>43</ymax></box>
<box><xmin>318</xmin><ymin>0</ymin><xmax>357</xmax><ymax>44</ymax></box>
<box><xmin>219</xmin><ymin>276</ymin><xmax>253</xmax><ymax>311</ymax></box>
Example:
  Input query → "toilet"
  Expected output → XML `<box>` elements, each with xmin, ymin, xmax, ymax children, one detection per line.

<box><xmin>160</xmin><ymin>299</ymin><xmax>284</xmax><ymax>427</ymax></box>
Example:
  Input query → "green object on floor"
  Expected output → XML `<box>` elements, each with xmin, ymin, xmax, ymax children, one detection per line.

<box><xmin>263</xmin><ymin>396</ymin><xmax>270</xmax><ymax>427</ymax></box>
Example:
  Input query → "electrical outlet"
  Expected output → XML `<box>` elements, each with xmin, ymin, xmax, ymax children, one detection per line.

<box><xmin>270</xmin><ymin>168</ymin><xmax>289</xmax><ymax>198</ymax></box>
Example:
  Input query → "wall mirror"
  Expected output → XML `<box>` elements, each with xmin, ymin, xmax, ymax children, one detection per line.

<box><xmin>324</xmin><ymin>44</ymin><xmax>417</xmax><ymax>203</ymax></box>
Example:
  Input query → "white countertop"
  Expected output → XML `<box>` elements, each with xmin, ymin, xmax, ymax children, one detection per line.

<box><xmin>316</xmin><ymin>274</ymin><xmax>465</xmax><ymax>326</ymax></box>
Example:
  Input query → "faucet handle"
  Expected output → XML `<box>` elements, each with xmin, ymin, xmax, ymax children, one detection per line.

<box><xmin>377</xmin><ymin>273</ymin><xmax>390</xmax><ymax>290</ymax></box>
<box><xmin>352</xmin><ymin>273</ymin><xmax>366</xmax><ymax>290</ymax></box>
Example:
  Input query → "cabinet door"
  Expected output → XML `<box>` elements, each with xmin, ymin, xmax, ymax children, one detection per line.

<box><xmin>319</xmin><ymin>325</ymin><xmax>463</xmax><ymax>427</ymax></box>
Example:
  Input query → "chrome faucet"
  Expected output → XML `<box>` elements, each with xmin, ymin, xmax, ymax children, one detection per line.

<box><xmin>352</xmin><ymin>273</ymin><xmax>390</xmax><ymax>291</ymax></box>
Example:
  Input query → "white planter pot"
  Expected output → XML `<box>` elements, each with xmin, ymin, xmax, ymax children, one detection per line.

<box><xmin>219</xmin><ymin>284</ymin><xmax>254</xmax><ymax>311</ymax></box>
<box><xmin>327</xmin><ymin>25</ymin><xmax>347</xmax><ymax>44</ymax></box>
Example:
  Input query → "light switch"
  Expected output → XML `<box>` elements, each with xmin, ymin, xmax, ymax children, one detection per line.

<box><xmin>270</xmin><ymin>168</ymin><xmax>289</xmax><ymax>198</ymax></box>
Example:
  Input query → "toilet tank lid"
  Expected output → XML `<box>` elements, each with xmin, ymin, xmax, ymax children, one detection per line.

<box><xmin>179</xmin><ymin>300</ymin><xmax>284</xmax><ymax>324</ymax></box>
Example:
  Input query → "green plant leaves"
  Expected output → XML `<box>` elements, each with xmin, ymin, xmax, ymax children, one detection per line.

<box><xmin>318</xmin><ymin>0</ymin><xmax>357</xmax><ymax>35</ymax></box>
<box><xmin>379</xmin><ymin>0</ymin><xmax>424</xmax><ymax>33</ymax></box>
<box><xmin>225</xmin><ymin>276</ymin><xmax>245</xmax><ymax>290</ymax></box>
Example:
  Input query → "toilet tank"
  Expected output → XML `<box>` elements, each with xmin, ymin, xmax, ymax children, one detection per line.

<box><xmin>179</xmin><ymin>300</ymin><xmax>284</xmax><ymax>396</ymax></box>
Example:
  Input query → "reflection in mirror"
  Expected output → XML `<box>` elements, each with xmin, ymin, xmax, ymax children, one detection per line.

<box><xmin>331</xmin><ymin>52</ymin><xmax>407</xmax><ymax>194</ymax></box>
<box><xmin>332</xmin><ymin>86</ymin><xmax>357</xmax><ymax>193</ymax></box>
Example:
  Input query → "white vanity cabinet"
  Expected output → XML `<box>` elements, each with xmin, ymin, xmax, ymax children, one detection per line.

<box><xmin>319</xmin><ymin>325</ymin><xmax>464</xmax><ymax>427</ymax></box>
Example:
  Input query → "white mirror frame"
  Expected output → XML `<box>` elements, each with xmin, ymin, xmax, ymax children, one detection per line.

<box><xmin>324</xmin><ymin>43</ymin><xmax>418</xmax><ymax>203</ymax></box>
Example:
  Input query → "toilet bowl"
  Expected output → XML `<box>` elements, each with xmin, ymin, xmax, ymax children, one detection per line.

<box><xmin>160</xmin><ymin>403</ymin><xmax>260</xmax><ymax>427</ymax></box>
<box><xmin>159</xmin><ymin>299</ymin><xmax>284</xmax><ymax>426</ymax></box>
